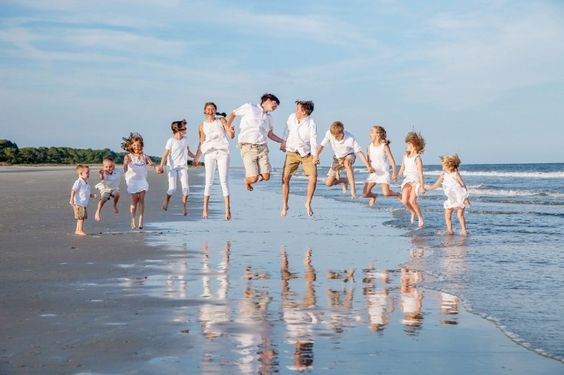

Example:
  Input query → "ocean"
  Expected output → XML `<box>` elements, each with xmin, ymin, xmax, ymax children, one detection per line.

<box><xmin>264</xmin><ymin>162</ymin><xmax>564</xmax><ymax>362</ymax></box>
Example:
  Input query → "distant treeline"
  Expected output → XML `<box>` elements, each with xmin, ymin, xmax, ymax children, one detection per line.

<box><xmin>0</xmin><ymin>139</ymin><xmax>162</xmax><ymax>165</ymax></box>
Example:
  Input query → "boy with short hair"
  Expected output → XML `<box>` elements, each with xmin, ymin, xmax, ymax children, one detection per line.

<box><xmin>69</xmin><ymin>164</ymin><xmax>96</xmax><ymax>236</ymax></box>
<box><xmin>94</xmin><ymin>158</ymin><xmax>123</xmax><ymax>221</ymax></box>
<box><xmin>317</xmin><ymin>121</ymin><xmax>373</xmax><ymax>198</ymax></box>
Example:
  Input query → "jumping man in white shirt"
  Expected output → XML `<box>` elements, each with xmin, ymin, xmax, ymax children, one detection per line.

<box><xmin>281</xmin><ymin>100</ymin><xmax>318</xmax><ymax>217</ymax></box>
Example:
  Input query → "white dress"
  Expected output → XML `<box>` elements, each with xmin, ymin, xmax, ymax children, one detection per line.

<box><xmin>366</xmin><ymin>143</ymin><xmax>390</xmax><ymax>184</ymax></box>
<box><xmin>125</xmin><ymin>154</ymin><xmax>149</xmax><ymax>194</ymax></box>
<box><xmin>442</xmin><ymin>171</ymin><xmax>469</xmax><ymax>209</ymax></box>
<box><xmin>401</xmin><ymin>153</ymin><xmax>422</xmax><ymax>195</ymax></box>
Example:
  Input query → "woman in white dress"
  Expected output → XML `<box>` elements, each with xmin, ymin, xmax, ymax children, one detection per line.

<box><xmin>193</xmin><ymin>102</ymin><xmax>235</xmax><ymax>220</ymax></box>
<box><xmin>426</xmin><ymin>154</ymin><xmax>470</xmax><ymax>235</ymax></box>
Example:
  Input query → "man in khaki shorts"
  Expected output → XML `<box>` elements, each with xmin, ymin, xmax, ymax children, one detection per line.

<box><xmin>227</xmin><ymin>93</ymin><xmax>285</xmax><ymax>191</ymax></box>
<box><xmin>281</xmin><ymin>100</ymin><xmax>318</xmax><ymax>217</ymax></box>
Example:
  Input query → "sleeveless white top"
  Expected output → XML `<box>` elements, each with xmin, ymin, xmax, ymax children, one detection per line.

<box><xmin>366</xmin><ymin>143</ymin><xmax>390</xmax><ymax>184</ymax></box>
<box><xmin>125</xmin><ymin>154</ymin><xmax>149</xmax><ymax>193</ymax></box>
<box><xmin>165</xmin><ymin>136</ymin><xmax>190</xmax><ymax>170</ymax></box>
<box><xmin>442</xmin><ymin>171</ymin><xmax>469</xmax><ymax>209</ymax></box>
<box><xmin>201</xmin><ymin>120</ymin><xmax>229</xmax><ymax>154</ymax></box>
<box><xmin>401</xmin><ymin>153</ymin><xmax>422</xmax><ymax>194</ymax></box>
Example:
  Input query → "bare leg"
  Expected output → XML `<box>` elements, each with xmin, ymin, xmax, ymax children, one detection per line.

<box><xmin>95</xmin><ymin>198</ymin><xmax>108</xmax><ymax>221</ymax></box>
<box><xmin>304</xmin><ymin>175</ymin><xmax>317</xmax><ymax>216</ymax></box>
<box><xmin>112</xmin><ymin>192</ymin><xmax>120</xmax><ymax>213</ymax></box>
<box><xmin>457</xmin><ymin>208</ymin><xmax>467</xmax><ymax>235</ymax></box>
<box><xmin>444</xmin><ymin>208</ymin><xmax>454</xmax><ymax>234</ymax></box>
<box><xmin>203</xmin><ymin>195</ymin><xmax>210</xmax><ymax>219</ymax></box>
<box><xmin>245</xmin><ymin>176</ymin><xmax>259</xmax><ymax>191</ymax></box>
<box><xmin>130</xmin><ymin>194</ymin><xmax>138</xmax><ymax>229</ymax></box>
<box><xmin>401</xmin><ymin>185</ymin><xmax>416</xmax><ymax>223</ymax></box>
<box><xmin>408</xmin><ymin>189</ymin><xmax>424</xmax><ymax>228</ymax></box>
<box><xmin>281</xmin><ymin>173</ymin><xmax>291</xmax><ymax>216</ymax></box>
<box><xmin>75</xmin><ymin>219</ymin><xmax>86</xmax><ymax>236</ymax></box>
<box><xmin>224</xmin><ymin>195</ymin><xmax>231</xmax><ymax>221</ymax></box>
<box><xmin>344</xmin><ymin>160</ymin><xmax>357</xmax><ymax>198</ymax></box>
<box><xmin>162</xmin><ymin>194</ymin><xmax>172</xmax><ymax>211</ymax></box>
<box><xmin>381</xmin><ymin>183</ymin><xmax>400</xmax><ymax>197</ymax></box>
<box><xmin>137</xmin><ymin>191</ymin><xmax>146</xmax><ymax>229</ymax></box>
<box><xmin>363</xmin><ymin>182</ymin><xmax>378</xmax><ymax>207</ymax></box>
<box><xmin>181</xmin><ymin>194</ymin><xmax>188</xmax><ymax>216</ymax></box>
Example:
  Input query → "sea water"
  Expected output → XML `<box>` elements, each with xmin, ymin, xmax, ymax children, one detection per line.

<box><xmin>265</xmin><ymin>162</ymin><xmax>564</xmax><ymax>362</ymax></box>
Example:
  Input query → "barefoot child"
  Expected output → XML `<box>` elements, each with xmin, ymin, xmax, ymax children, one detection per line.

<box><xmin>362</xmin><ymin>125</ymin><xmax>400</xmax><ymax>207</ymax></box>
<box><xmin>193</xmin><ymin>102</ymin><xmax>235</xmax><ymax>220</ymax></box>
<box><xmin>94</xmin><ymin>158</ymin><xmax>122</xmax><ymax>221</ymax></box>
<box><xmin>317</xmin><ymin>121</ymin><xmax>373</xmax><ymax>198</ymax></box>
<box><xmin>425</xmin><ymin>154</ymin><xmax>470</xmax><ymax>235</ymax></box>
<box><xmin>122</xmin><ymin>132</ymin><xmax>157</xmax><ymax>230</ymax></box>
<box><xmin>397</xmin><ymin>132</ymin><xmax>426</xmax><ymax>227</ymax></box>
<box><xmin>157</xmin><ymin>119</ymin><xmax>195</xmax><ymax>216</ymax></box>
<box><xmin>69</xmin><ymin>164</ymin><xmax>96</xmax><ymax>236</ymax></box>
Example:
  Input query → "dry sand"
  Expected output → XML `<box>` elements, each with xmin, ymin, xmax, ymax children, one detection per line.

<box><xmin>0</xmin><ymin>166</ymin><xmax>562</xmax><ymax>374</ymax></box>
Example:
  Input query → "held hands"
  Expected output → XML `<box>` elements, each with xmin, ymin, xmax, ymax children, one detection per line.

<box><xmin>156</xmin><ymin>165</ymin><xmax>164</xmax><ymax>174</ymax></box>
<box><xmin>391</xmin><ymin>173</ymin><xmax>398</xmax><ymax>182</ymax></box>
<box><xmin>313</xmin><ymin>156</ymin><xmax>320</xmax><ymax>165</ymax></box>
<box><xmin>367</xmin><ymin>165</ymin><xmax>375</xmax><ymax>174</ymax></box>
<box><xmin>280</xmin><ymin>141</ymin><xmax>286</xmax><ymax>152</ymax></box>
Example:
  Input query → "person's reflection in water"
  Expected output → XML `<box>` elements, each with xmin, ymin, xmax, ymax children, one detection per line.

<box><xmin>400</xmin><ymin>266</ymin><xmax>424</xmax><ymax>335</ymax></box>
<box><xmin>281</xmin><ymin>248</ymin><xmax>318</xmax><ymax>372</ymax></box>
<box><xmin>363</xmin><ymin>263</ymin><xmax>395</xmax><ymax>332</ymax></box>
<box><xmin>199</xmin><ymin>241</ymin><xmax>231</xmax><ymax>340</ymax></box>
<box><xmin>438</xmin><ymin>235</ymin><xmax>467</xmax><ymax>325</ymax></box>
<box><xmin>325</xmin><ymin>266</ymin><xmax>355</xmax><ymax>335</ymax></box>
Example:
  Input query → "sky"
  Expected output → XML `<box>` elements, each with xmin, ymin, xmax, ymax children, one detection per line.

<box><xmin>1</xmin><ymin>0</ymin><xmax>563</xmax><ymax>166</ymax></box>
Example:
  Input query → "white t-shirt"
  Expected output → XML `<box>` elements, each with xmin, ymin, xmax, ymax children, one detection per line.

<box><xmin>101</xmin><ymin>168</ymin><xmax>123</xmax><ymax>190</ymax></box>
<box><xmin>234</xmin><ymin>103</ymin><xmax>273</xmax><ymax>145</ymax></box>
<box><xmin>72</xmin><ymin>177</ymin><xmax>91</xmax><ymax>207</ymax></box>
<box><xmin>320</xmin><ymin>130</ymin><xmax>361</xmax><ymax>158</ymax></box>
<box><xmin>165</xmin><ymin>136</ymin><xmax>190</xmax><ymax>169</ymax></box>
<box><xmin>284</xmin><ymin>113</ymin><xmax>318</xmax><ymax>157</ymax></box>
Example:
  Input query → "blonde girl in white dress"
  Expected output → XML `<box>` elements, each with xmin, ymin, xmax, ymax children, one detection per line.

<box><xmin>362</xmin><ymin>125</ymin><xmax>400</xmax><ymax>207</ymax></box>
<box><xmin>397</xmin><ymin>132</ymin><xmax>426</xmax><ymax>228</ymax></box>
<box><xmin>121</xmin><ymin>132</ymin><xmax>157</xmax><ymax>230</ymax></box>
<box><xmin>426</xmin><ymin>154</ymin><xmax>470</xmax><ymax>235</ymax></box>
<box><xmin>193</xmin><ymin>102</ymin><xmax>235</xmax><ymax>220</ymax></box>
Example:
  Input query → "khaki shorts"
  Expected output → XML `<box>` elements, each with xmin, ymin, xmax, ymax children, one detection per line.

<box><xmin>240</xmin><ymin>143</ymin><xmax>271</xmax><ymax>178</ymax></box>
<box><xmin>283</xmin><ymin>152</ymin><xmax>317</xmax><ymax>177</ymax></box>
<box><xmin>327</xmin><ymin>153</ymin><xmax>356</xmax><ymax>179</ymax></box>
<box><xmin>73</xmin><ymin>205</ymin><xmax>87</xmax><ymax>220</ymax></box>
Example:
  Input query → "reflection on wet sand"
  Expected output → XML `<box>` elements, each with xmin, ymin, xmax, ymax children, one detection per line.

<box><xmin>363</xmin><ymin>263</ymin><xmax>395</xmax><ymax>332</ymax></box>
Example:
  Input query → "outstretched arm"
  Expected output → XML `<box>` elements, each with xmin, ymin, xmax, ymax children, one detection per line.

<box><xmin>358</xmin><ymin>150</ymin><xmax>374</xmax><ymax>173</ymax></box>
<box><xmin>415</xmin><ymin>157</ymin><xmax>425</xmax><ymax>194</ymax></box>
<box><xmin>221</xmin><ymin>117</ymin><xmax>235</xmax><ymax>139</ymax></box>
<box><xmin>425</xmin><ymin>174</ymin><xmax>444</xmax><ymax>191</ymax></box>
<box><xmin>385</xmin><ymin>144</ymin><xmax>398</xmax><ymax>181</ymax></box>
<box><xmin>226</xmin><ymin>112</ymin><xmax>237</xmax><ymax>128</ymax></box>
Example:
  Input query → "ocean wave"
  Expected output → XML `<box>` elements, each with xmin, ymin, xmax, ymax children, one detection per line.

<box><xmin>468</xmin><ymin>187</ymin><xmax>564</xmax><ymax>199</ymax></box>
<box><xmin>425</xmin><ymin>170</ymin><xmax>564</xmax><ymax>179</ymax></box>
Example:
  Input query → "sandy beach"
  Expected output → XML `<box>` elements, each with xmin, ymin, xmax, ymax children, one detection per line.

<box><xmin>1</xmin><ymin>166</ymin><xmax>562</xmax><ymax>374</ymax></box>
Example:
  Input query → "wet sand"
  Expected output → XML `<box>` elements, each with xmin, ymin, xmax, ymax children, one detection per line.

<box><xmin>0</xmin><ymin>166</ymin><xmax>562</xmax><ymax>374</ymax></box>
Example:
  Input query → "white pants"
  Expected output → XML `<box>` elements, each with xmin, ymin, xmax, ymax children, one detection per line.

<box><xmin>167</xmin><ymin>167</ymin><xmax>189</xmax><ymax>196</ymax></box>
<box><xmin>204</xmin><ymin>150</ymin><xmax>230</xmax><ymax>197</ymax></box>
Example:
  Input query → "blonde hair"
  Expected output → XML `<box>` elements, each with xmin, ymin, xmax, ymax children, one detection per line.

<box><xmin>329</xmin><ymin>121</ymin><xmax>345</xmax><ymax>136</ymax></box>
<box><xmin>121</xmin><ymin>132</ymin><xmax>144</xmax><ymax>152</ymax></box>
<box><xmin>372</xmin><ymin>125</ymin><xmax>390</xmax><ymax>145</ymax></box>
<box><xmin>405</xmin><ymin>131</ymin><xmax>425</xmax><ymax>154</ymax></box>
<box><xmin>440</xmin><ymin>154</ymin><xmax>461</xmax><ymax>172</ymax></box>
<box><xmin>75</xmin><ymin>164</ymin><xmax>89</xmax><ymax>175</ymax></box>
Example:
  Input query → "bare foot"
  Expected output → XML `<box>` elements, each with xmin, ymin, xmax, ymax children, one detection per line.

<box><xmin>351</xmin><ymin>193</ymin><xmax>358</xmax><ymax>199</ymax></box>
<box><xmin>202</xmin><ymin>210</ymin><xmax>208</xmax><ymax>219</ymax></box>
<box><xmin>245</xmin><ymin>179</ymin><xmax>254</xmax><ymax>191</ymax></box>
<box><xmin>304</xmin><ymin>204</ymin><xmax>313</xmax><ymax>217</ymax></box>
<box><xmin>460</xmin><ymin>229</ymin><xmax>468</xmax><ymax>236</ymax></box>
<box><xmin>417</xmin><ymin>219</ymin><xmax>424</xmax><ymax>228</ymax></box>
<box><xmin>410</xmin><ymin>212</ymin><xmax>416</xmax><ymax>224</ymax></box>
<box><xmin>113</xmin><ymin>205</ymin><xmax>119</xmax><ymax>214</ymax></box>
<box><xmin>225</xmin><ymin>210</ymin><xmax>231</xmax><ymax>221</ymax></box>
<box><xmin>369</xmin><ymin>196</ymin><xmax>376</xmax><ymax>207</ymax></box>
<box><xmin>281</xmin><ymin>206</ymin><xmax>288</xmax><ymax>217</ymax></box>
<box><xmin>75</xmin><ymin>231</ymin><xmax>87</xmax><ymax>236</ymax></box>
<box><xmin>182</xmin><ymin>206</ymin><xmax>188</xmax><ymax>216</ymax></box>
<box><xmin>94</xmin><ymin>211</ymin><xmax>101</xmax><ymax>221</ymax></box>
<box><xmin>341</xmin><ymin>183</ymin><xmax>347</xmax><ymax>193</ymax></box>
<box><xmin>130</xmin><ymin>218</ymin><xmax>136</xmax><ymax>229</ymax></box>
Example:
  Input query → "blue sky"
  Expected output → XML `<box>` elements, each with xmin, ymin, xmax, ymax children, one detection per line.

<box><xmin>1</xmin><ymin>0</ymin><xmax>563</xmax><ymax>165</ymax></box>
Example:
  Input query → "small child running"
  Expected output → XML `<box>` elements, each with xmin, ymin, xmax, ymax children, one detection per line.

<box><xmin>94</xmin><ymin>157</ymin><xmax>122</xmax><ymax>221</ymax></box>
<box><xmin>362</xmin><ymin>125</ymin><xmax>400</xmax><ymax>206</ymax></box>
<box><xmin>69</xmin><ymin>164</ymin><xmax>96</xmax><ymax>236</ymax></box>
<box><xmin>317</xmin><ymin>121</ymin><xmax>373</xmax><ymax>199</ymax></box>
<box><xmin>426</xmin><ymin>154</ymin><xmax>470</xmax><ymax>235</ymax></box>
<box><xmin>397</xmin><ymin>132</ymin><xmax>426</xmax><ymax>228</ymax></box>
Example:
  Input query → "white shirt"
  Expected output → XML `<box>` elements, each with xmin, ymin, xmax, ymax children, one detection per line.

<box><xmin>165</xmin><ymin>136</ymin><xmax>190</xmax><ymax>169</ymax></box>
<box><xmin>234</xmin><ymin>103</ymin><xmax>274</xmax><ymax>145</ymax></box>
<box><xmin>101</xmin><ymin>168</ymin><xmax>123</xmax><ymax>190</ymax></box>
<box><xmin>72</xmin><ymin>177</ymin><xmax>91</xmax><ymax>207</ymax></box>
<box><xmin>201</xmin><ymin>120</ymin><xmax>229</xmax><ymax>154</ymax></box>
<box><xmin>320</xmin><ymin>130</ymin><xmax>362</xmax><ymax>158</ymax></box>
<box><xmin>283</xmin><ymin>113</ymin><xmax>318</xmax><ymax>157</ymax></box>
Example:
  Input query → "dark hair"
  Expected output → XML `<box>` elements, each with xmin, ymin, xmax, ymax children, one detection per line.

<box><xmin>171</xmin><ymin>119</ymin><xmax>187</xmax><ymax>134</ymax></box>
<box><xmin>296</xmin><ymin>100</ymin><xmax>314</xmax><ymax>116</ymax></box>
<box><xmin>203</xmin><ymin>102</ymin><xmax>217</xmax><ymax>111</ymax></box>
<box><xmin>261</xmin><ymin>93</ymin><xmax>280</xmax><ymax>105</ymax></box>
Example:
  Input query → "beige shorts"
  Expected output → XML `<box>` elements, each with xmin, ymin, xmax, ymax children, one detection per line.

<box><xmin>73</xmin><ymin>205</ymin><xmax>87</xmax><ymax>220</ymax></box>
<box><xmin>327</xmin><ymin>153</ymin><xmax>356</xmax><ymax>179</ymax></box>
<box><xmin>240</xmin><ymin>143</ymin><xmax>271</xmax><ymax>178</ymax></box>
<box><xmin>283</xmin><ymin>152</ymin><xmax>317</xmax><ymax>177</ymax></box>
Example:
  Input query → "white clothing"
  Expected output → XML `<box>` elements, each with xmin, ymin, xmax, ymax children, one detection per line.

<box><xmin>401</xmin><ymin>153</ymin><xmax>422</xmax><ymax>195</ymax></box>
<box><xmin>72</xmin><ymin>177</ymin><xmax>91</xmax><ymax>207</ymax></box>
<box><xmin>125</xmin><ymin>154</ymin><xmax>149</xmax><ymax>194</ymax></box>
<box><xmin>95</xmin><ymin>168</ymin><xmax>122</xmax><ymax>195</ymax></box>
<box><xmin>234</xmin><ymin>103</ymin><xmax>274</xmax><ymax>145</ymax></box>
<box><xmin>283</xmin><ymin>113</ymin><xmax>318</xmax><ymax>157</ymax></box>
<box><xmin>167</xmin><ymin>168</ymin><xmax>189</xmax><ymax>196</ymax></box>
<box><xmin>165</xmin><ymin>136</ymin><xmax>190</xmax><ymax>169</ymax></box>
<box><xmin>204</xmin><ymin>150</ymin><xmax>230</xmax><ymax>197</ymax></box>
<box><xmin>442</xmin><ymin>171</ymin><xmax>469</xmax><ymax>209</ymax></box>
<box><xmin>320</xmin><ymin>130</ymin><xmax>361</xmax><ymax>158</ymax></box>
<box><xmin>201</xmin><ymin>120</ymin><xmax>230</xmax><ymax>154</ymax></box>
<box><xmin>366</xmin><ymin>143</ymin><xmax>391</xmax><ymax>184</ymax></box>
